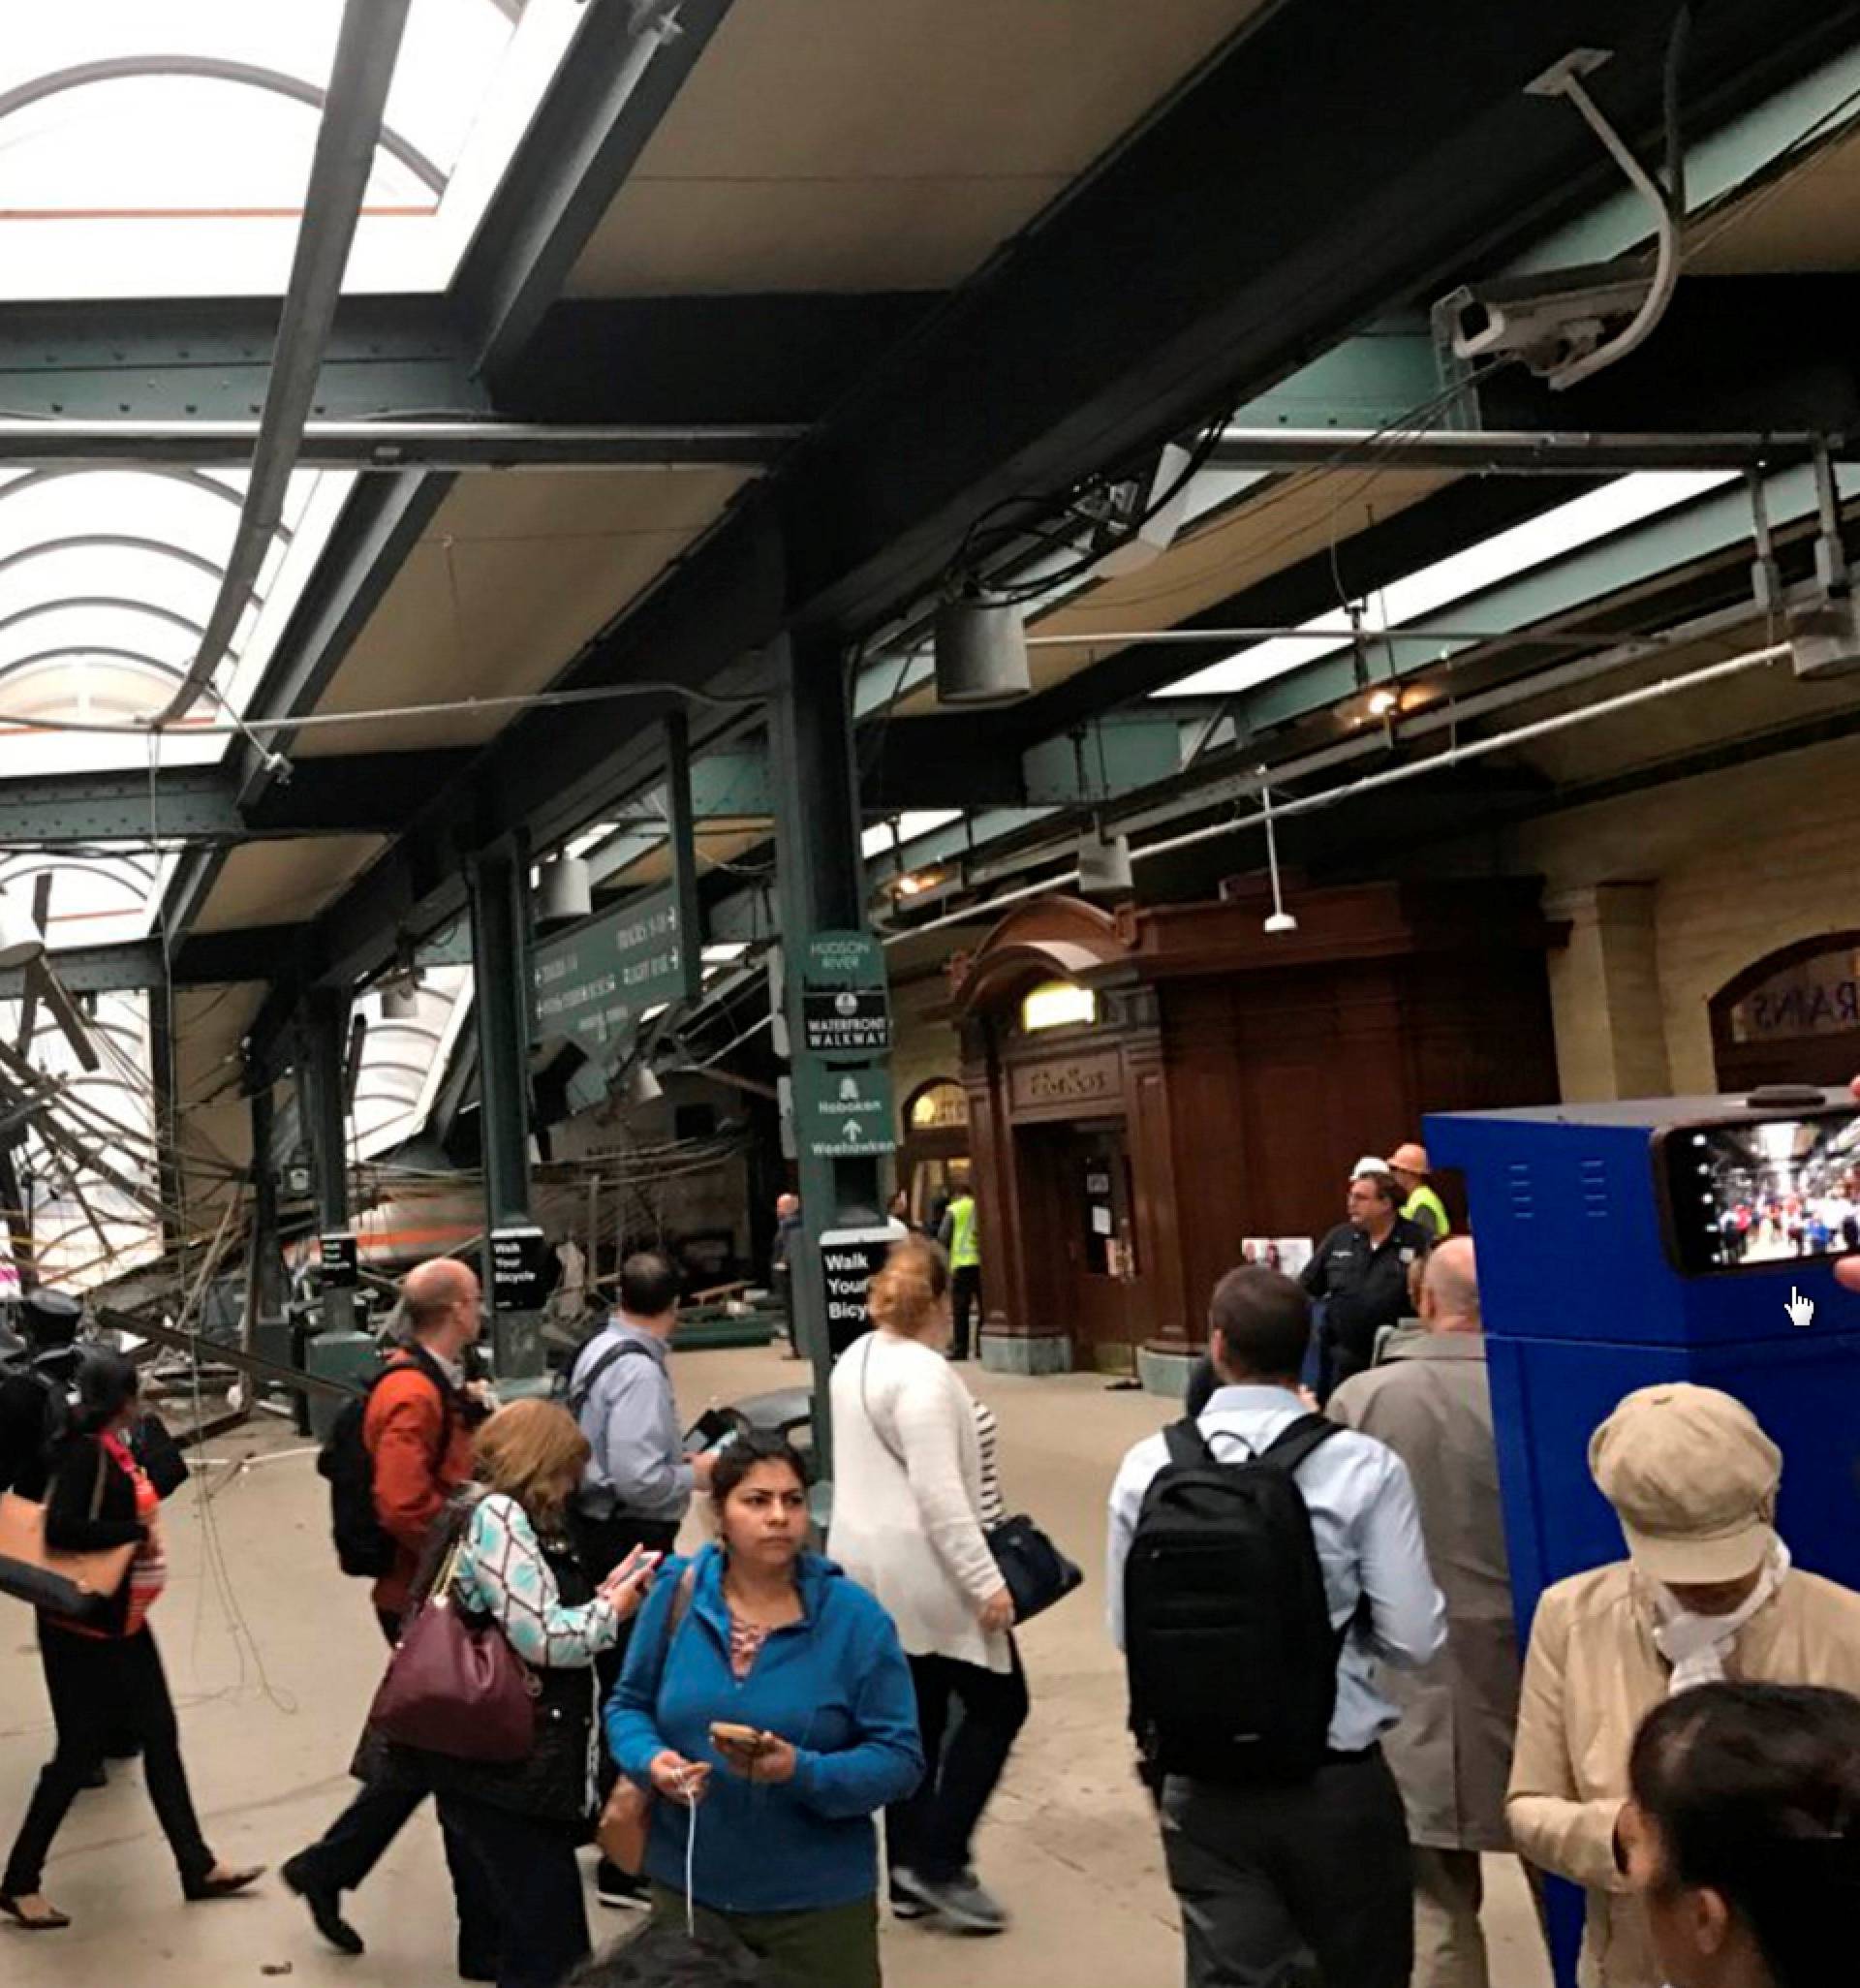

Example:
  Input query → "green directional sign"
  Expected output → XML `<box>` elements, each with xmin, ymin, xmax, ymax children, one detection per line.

<box><xmin>793</xmin><ymin>1059</ymin><xmax>898</xmax><ymax>1160</ymax></box>
<box><xmin>801</xmin><ymin>928</ymin><xmax>891</xmax><ymax>1055</ymax></box>
<box><xmin>533</xmin><ymin>885</ymin><xmax>698</xmax><ymax>1051</ymax></box>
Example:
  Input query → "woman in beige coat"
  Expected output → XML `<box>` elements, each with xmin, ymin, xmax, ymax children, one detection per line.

<box><xmin>1507</xmin><ymin>1382</ymin><xmax>1860</xmax><ymax>1988</ymax></box>
<box><xmin>828</xmin><ymin>1236</ymin><xmax>1024</xmax><ymax>1937</ymax></box>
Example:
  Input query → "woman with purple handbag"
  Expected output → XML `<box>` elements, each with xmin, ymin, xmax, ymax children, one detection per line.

<box><xmin>358</xmin><ymin>1400</ymin><xmax>657</xmax><ymax>1988</ymax></box>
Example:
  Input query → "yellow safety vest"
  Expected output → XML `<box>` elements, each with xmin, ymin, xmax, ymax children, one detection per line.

<box><xmin>1403</xmin><ymin>1184</ymin><xmax>1450</xmax><ymax>1240</ymax></box>
<box><xmin>948</xmin><ymin>1196</ymin><xmax>980</xmax><ymax>1269</ymax></box>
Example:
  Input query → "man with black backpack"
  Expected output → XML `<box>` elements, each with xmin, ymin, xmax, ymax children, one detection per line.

<box><xmin>0</xmin><ymin>1289</ymin><xmax>83</xmax><ymax>1499</ymax></box>
<box><xmin>1107</xmin><ymin>1263</ymin><xmax>1444</xmax><ymax>1988</ymax></box>
<box><xmin>283</xmin><ymin>1257</ymin><xmax>496</xmax><ymax>1971</ymax></box>
<box><xmin>566</xmin><ymin>1249</ymin><xmax>715</xmax><ymax>1910</ymax></box>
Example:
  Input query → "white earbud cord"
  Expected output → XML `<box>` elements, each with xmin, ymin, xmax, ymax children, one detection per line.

<box><xmin>680</xmin><ymin>1766</ymin><xmax>700</xmax><ymax>1939</ymax></box>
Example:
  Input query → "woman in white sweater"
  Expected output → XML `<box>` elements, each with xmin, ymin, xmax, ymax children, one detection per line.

<box><xmin>828</xmin><ymin>1237</ymin><xmax>1027</xmax><ymax>1937</ymax></box>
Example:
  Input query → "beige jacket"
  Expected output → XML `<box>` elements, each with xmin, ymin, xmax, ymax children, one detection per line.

<box><xmin>1330</xmin><ymin>1335</ymin><xmax>1518</xmax><ymax>1851</ymax></box>
<box><xmin>1507</xmin><ymin>1558</ymin><xmax>1860</xmax><ymax>1987</ymax></box>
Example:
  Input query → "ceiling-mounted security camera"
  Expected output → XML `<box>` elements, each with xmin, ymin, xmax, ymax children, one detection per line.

<box><xmin>1435</xmin><ymin>270</ymin><xmax>1653</xmax><ymax>380</ymax></box>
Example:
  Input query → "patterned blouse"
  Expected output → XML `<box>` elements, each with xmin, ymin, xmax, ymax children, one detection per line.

<box><xmin>453</xmin><ymin>1492</ymin><xmax>622</xmax><ymax>1667</ymax></box>
<box><xmin>728</xmin><ymin>1613</ymin><xmax>772</xmax><ymax>1680</ymax></box>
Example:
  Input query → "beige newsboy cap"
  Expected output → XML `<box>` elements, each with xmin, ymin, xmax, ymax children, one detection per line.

<box><xmin>1589</xmin><ymin>1383</ymin><xmax>1781</xmax><ymax>1584</ymax></box>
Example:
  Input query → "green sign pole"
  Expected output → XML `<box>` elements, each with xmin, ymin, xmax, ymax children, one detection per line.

<box><xmin>767</xmin><ymin>635</ymin><xmax>895</xmax><ymax>1485</ymax></box>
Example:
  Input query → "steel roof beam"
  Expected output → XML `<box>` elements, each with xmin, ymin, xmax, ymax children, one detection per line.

<box><xmin>0</xmin><ymin>755</ymin><xmax>479</xmax><ymax>848</ymax></box>
<box><xmin>1206</xmin><ymin>427</ymin><xmax>1851</xmax><ymax>474</ymax></box>
<box><xmin>0</xmin><ymin>418</ymin><xmax>808</xmax><ymax>469</ymax></box>
<box><xmin>160</xmin><ymin>0</ymin><xmax>418</xmax><ymax>726</ymax></box>
<box><xmin>457</xmin><ymin>0</ymin><xmax>739</xmax><ymax>384</ymax></box>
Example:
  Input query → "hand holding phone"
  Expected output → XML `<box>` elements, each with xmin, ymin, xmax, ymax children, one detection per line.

<box><xmin>709</xmin><ymin>1721</ymin><xmax>769</xmax><ymax>1755</ymax></box>
<box><xmin>599</xmin><ymin>1546</ymin><xmax>663</xmax><ymax>1620</ymax></box>
<box><xmin>710</xmin><ymin>1722</ymin><xmax>797</xmax><ymax>1785</ymax></box>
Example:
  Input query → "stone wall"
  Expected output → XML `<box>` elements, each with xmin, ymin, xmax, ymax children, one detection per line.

<box><xmin>1443</xmin><ymin>733</ymin><xmax>1860</xmax><ymax>1098</ymax></box>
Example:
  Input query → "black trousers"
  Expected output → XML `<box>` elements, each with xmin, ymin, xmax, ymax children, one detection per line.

<box><xmin>439</xmin><ymin>1793</ymin><xmax>590</xmax><ymax>1988</ymax></box>
<box><xmin>950</xmin><ymin>1266</ymin><xmax>982</xmax><ymax>1361</ymax></box>
<box><xmin>4</xmin><ymin>1621</ymin><xmax>213</xmax><ymax>1896</ymax></box>
<box><xmin>289</xmin><ymin>1607</ymin><xmax>501</xmax><ymax>1975</ymax></box>
<box><xmin>1160</xmin><ymin>1752</ymin><xmax>1413</xmax><ymax>1988</ymax></box>
<box><xmin>886</xmin><ymin>1643</ymin><xmax>1028</xmax><ymax>1885</ymax></box>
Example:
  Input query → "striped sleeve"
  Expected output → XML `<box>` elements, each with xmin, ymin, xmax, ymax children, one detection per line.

<box><xmin>973</xmin><ymin>1401</ymin><xmax>1007</xmax><ymax>1529</ymax></box>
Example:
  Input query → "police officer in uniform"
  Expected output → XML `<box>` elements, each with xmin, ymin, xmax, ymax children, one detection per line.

<box><xmin>1302</xmin><ymin>1159</ymin><xmax>1431</xmax><ymax>1397</ymax></box>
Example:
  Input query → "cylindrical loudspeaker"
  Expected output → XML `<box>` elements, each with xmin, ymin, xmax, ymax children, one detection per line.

<box><xmin>934</xmin><ymin>595</ymin><xmax>1031</xmax><ymax>706</ymax></box>
<box><xmin>537</xmin><ymin>854</ymin><xmax>593</xmax><ymax>925</ymax></box>
<box><xmin>0</xmin><ymin>888</ymin><xmax>45</xmax><ymax>969</ymax></box>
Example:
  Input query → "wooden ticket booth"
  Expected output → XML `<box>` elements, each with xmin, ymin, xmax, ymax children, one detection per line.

<box><xmin>948</xmin><ymin>882</ymin><xmax>1563</xmax><ymax>1386</ymax></box>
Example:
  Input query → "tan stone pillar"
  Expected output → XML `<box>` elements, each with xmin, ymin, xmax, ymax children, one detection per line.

<box><xmin>1544</xmin><ymin>884</ymin><xmax>1672</xmax><ymax>1102</ymax></box>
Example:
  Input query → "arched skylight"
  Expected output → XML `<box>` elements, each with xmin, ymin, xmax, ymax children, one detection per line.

<box><xmin>0</xmin><ymin>463</ymin><xmax>356</xmax><ymax>777</ymax></box>
<box><xmin>0</xmin><ymin>0</ymin><xmax>581</xmax><ymax>297</ymax></box>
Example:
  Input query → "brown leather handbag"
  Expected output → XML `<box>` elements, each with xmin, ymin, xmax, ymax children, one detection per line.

<box><xmin>0</xmin><ymin>1445</ymin><xmax>139</xmax><ymax>1624</ymax></box>
<box><xmin>368</xmin><ymin>1535</ymin><xmax>539</xmax><ymax>1763</ymax></box>
<box><xmin>596</xmin><ymin>1564</ymin><xmax>698</xmax><ymax>1874</ymax></box>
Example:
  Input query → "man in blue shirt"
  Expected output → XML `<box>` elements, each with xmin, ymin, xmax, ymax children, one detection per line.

<box><xmin>569</xmin><ymin>1250</ymin><xmax>715</xmax><ymax>1910</ymax></box>
<box><xmin>1107</xmin><ymin>1264</ymin><xmax>1444</xmax><ymax>1988</ymax></box>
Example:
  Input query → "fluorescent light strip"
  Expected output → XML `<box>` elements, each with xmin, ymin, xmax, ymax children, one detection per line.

<box><xmin>1155</xmin><ymin>471</ymin><xmax>1740</xmax><ymax>699</ymax></box>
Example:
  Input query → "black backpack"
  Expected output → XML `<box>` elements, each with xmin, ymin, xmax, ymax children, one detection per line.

<box><xmin>0</xmin><ymin>1358</ymin><xmax>73</xmax><ymax>1499</ymax></box>
<box><xmin>318</xmin><ymin>1349</ymin><xmax>453</xmax><ymax>1579</ymax></box>
<box><xmin>1123</xmin><ymin>1413</ymin><xmax>1346</xmax><ymax>1786</ymax></box>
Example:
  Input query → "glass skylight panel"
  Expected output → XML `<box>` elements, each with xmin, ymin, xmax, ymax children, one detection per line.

<box><xmin>0</xmin><ymin>458</ymin><xmax>355</xmax><ymax>779</ymax></box>
<box><xmin>0</xmin><ymin>848</ymin><xmax>176</xmax><ymax>950</ymax></box>
<box><xmin>351</xmin><ymin>966</ymin><xmax>474</xmax><ymax>1163</ymax></box>
<box><xmin>0</xmin><ymin>1</ymin><xmax>584</xmax><ymax>298</ymax></box>
<box><xmin>1155</xmin><ymin>472</ymin><xmax>1742</xmax><ymax>699</ymax></box>
<box><xmin>860</xmin><ymin>811</ymin><xmax>962</xmax><ymax>860</ymax></box>
<box><xmin>0</xmin><ymin>987</ymin><xmax>161</xmax><ymax>1290</ymax></box>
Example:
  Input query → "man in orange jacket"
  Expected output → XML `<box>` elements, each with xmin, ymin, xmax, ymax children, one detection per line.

<box><xmin>283</xmin><ymin>1258</ymin><xmax>494</xmax><ymax>1969</ymax></box>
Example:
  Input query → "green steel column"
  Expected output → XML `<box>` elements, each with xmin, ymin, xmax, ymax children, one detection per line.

<box><xmin>767</xmin><ymin>633</ymin><xmax>885</xmax><ymax>1477</ymax></box>
<box><xmin>245</xmin><ymin>1075</ymin><xmax>286</xmax><ymax>1359</ymax></box>
<box><xmin>299</xmin><ymin>985</ymin><xmax>356</xmax><ymax>1338</ymax></box>
<box><xmin>467</xmin><ymin>834</ymin><xmax>544</xmax><ymax>1380</ymax></box>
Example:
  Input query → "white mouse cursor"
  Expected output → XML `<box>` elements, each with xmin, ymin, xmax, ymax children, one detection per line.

<box><xmin>1785</xmin><ymin>1287</ymin><xmax>1815</xmax><ymax>1329</ymax></box>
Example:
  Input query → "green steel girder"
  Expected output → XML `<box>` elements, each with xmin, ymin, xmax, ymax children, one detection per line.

<box><xmin>583</xmin><ymin>749</ymin><xmax>771</xmax><ymax>885</ymax></box>
<box><xmin>0</xmin><ymin>940</ymin><xmax>166</xmax><ymax>1000</ymax></box>
<box><xmin>0</xmin><ymin>296</ymin><xmax>482</xmax><ymax>421</ymax></box>
<box><xmin>0</xmin><ymin>767</ymin><xmax>237</xmax><ymax>844</ymax></box>
<box><xmin>1021</xmin><ymin>717</ymin><xmax>1183</xmax><ymax>807</ymax></box>
<box><xmin>1226</xmin><ymin>322</ymin><xmax>1454</xmax><ymax>432</ymax></box>
<box><xmin>0</xmin><ymin>755</ymin><xmax>477</xmax><ymax>848</ymax></box>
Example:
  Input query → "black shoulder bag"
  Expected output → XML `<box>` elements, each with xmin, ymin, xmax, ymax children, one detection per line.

<box><xmin>858</xmin><ymin>1341</ymin><xmax>1081</xmax><ymax>1624</ymax></box>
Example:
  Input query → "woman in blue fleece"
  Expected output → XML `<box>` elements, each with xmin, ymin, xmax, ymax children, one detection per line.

<box><xmin>607</xmin><ymin>1434</ymin><xmax>922</xmax><ymax>1987</ymax></box>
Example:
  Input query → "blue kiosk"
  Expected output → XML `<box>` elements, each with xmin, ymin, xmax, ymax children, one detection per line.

<box><xmin>1428</xmin><ymin>1087</ymin><xmax>1860</xmax><ymax>1983</ymax></box>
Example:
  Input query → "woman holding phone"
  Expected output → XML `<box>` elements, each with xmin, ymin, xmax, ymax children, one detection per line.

<box><xmin>607</xmin><ymin>1435</ymin><xmax>923</xmax><ymax>1988</ymax></box>
<box><xmin>360</xmin><ymin>1398</ymin><xmax>657</xmax><ymax>1988</ymax></box>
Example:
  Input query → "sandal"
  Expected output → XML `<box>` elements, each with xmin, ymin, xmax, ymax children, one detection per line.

<box><xmin>0</xmin><ymin>1893</ymin><xmax>72</xmax><ymax>1931</ymax></box>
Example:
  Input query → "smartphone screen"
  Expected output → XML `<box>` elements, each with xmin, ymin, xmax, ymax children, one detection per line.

<box><xmin>1658</xmin><ymin>1109</ymin><xmax>1860</xmax><ymax>1274</ymax></box>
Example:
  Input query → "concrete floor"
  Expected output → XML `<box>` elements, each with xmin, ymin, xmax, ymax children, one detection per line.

<box><xmin>0</xmin><ymin>1345</ymin><xmax>1552</xmax><ymax>1986</ymax></box>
